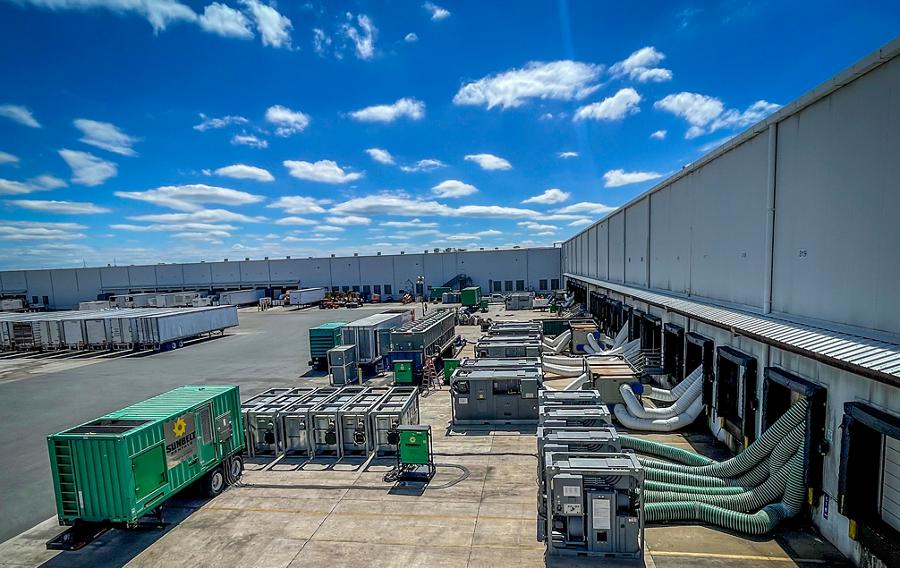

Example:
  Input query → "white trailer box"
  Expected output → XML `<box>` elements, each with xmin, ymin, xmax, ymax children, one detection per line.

<box><xmin>290</xmin><ymin>287</ymin><xmax>326</xmax><ymax>306</ymax></box>
<box><xmin>0</xmin><ymin>299</ymin><xmax>25</xmax><ymax>311</ymax></box>
<box><xmin>140</xmin><ymin>305</ymin><xmax>239</xmax><ymax>347</ymax></box>
<box><xmin>218</xmin><ymin>289</ymin><xmax>265</xmax><ymax>306</ymax></box>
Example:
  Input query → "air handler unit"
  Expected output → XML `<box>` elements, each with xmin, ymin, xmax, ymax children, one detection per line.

<box><xmin>308</xmin><ymin>322</ymin><xmax>346</xmax><ymax>370</ymax></box>
<box><xmin>46</xmin><ymin>385</ymin><xmax>244</xmax><ymax>550</ymax></box>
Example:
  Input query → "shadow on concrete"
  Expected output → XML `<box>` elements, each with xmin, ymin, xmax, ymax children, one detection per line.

<box><xmin>444</xmin><ymin>424</ymin><xmax>538</xmax><ymax>436</ymax></box>
<box><xmin>38</xmin><ymin>495</ymin><xmax>208</xmax><ymax>568</ymax></box>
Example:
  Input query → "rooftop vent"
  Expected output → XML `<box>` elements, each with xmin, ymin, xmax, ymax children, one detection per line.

<box><xmin>286</xmin><ymin>256</ymin><xmax>291</xmax><ymax>259</ymax></box>
<box><xmin>377</xmin><ymin>252</ymin><xmax>381</xmax><ymax>255</ymax></box>
<box><xmin>354</xmin><ymin>253</ymin><xmax>358</xmax><ymax>257</ymax></box>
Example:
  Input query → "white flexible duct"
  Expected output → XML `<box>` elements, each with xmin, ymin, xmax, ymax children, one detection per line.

<box><xmin>587</xmin><ymin>339</ymin><xmax>640</xmax><ymax>359</ymax></box>
<box><xmin>614</xmin><ymin>395</ymin><xmax>704</xmax><ymax>432</ymax></box>
<box><xmin>543</xmin><ymin>354</ymin><xmax>586</xmax><ymax>367</ymax></box>
<box><xmin>644</xmin><ymin>366</ymin><xmax>703</xmax><ymax>402</ymax></box>
<box><xmin>542</xmin><ymin>330</ymin><xmax>570</xmax><ymax>348</ymax></box>
<box><xmin>608</xmin><ymin>323</ymin><xmax>629</xmax><ymax>350</ymax></box>
<box><xmin>562</xmin><ymin>372</ymin><xmax>591</xmax><ymax>391</ymax></box>
<box><xmin>542</xmin><ymin>330</ymin><xmax>572</xmax><ymax>354</ymax></box>
<box><xmin>619</xmin><ymin>374</ymin><xmax>702</xmax><ymax>419</ymax></box>
<box><xmin>542</xmin><ymin>361</ymin><xmax>586</xmax><ymax>377</ymax></box>
<box><xmin>586</xmin><ymin>332</ymin><xmax>602</xmax><ymax>353</ymax></box>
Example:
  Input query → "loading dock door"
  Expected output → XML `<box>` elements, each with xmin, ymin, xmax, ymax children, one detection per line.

<box><xmin>685</xmin><ymin>332</ymin><xmax>714</xmax><ymax>412</ymax></box>
<box><xmin>641</xmin><ymin>314</ymin><xmax>662</xmax><ymax>352</ymax></box>
<box><xmin>663</xmin><ymin>324</ymin><xmax>685</xmax><ymax>382</ymax></box>
<box><xmin>883</xmin><ymin>437</ymin><xmax>900</xmax><ymax>532</ymax></box>
<box><xmin>762</xmin><ymin>367</ymin><xmax>826</xmax><ymax>499</ymax></box>
<box><xmin>716</xmin><ymin>346</ymin><xmax>758</xmax><ymax>448</ymax></box>
<box><xmin>630</xmin><ymin>309</ymin><xmax>643</xmax><ymax>342</ymax></box>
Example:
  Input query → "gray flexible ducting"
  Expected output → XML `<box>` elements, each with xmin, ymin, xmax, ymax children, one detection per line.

<box><xmin>542</xmin><ymin>354</ymin><xmax>586</xmax><ymax>367</ymax></box>
<box><xmin>542</xmin><ymin>330</ymin><xmax>572</xmax><ymax>354</ymax></box>
<box><xmin>644</xmin><ymin>480</ymin><xmax>746</xmax><ymax>495</ymax></box>
<box><xmin>562</xmin><ymin>372</ymin><xmax>590</xmax><ymax>391</ymax></box>
<box><xmin>542</xmin><ymin>330</ymin><xmax>569</xmax><ymax>349</ymax></box>
<box><xmin>618</xmin><ymin>372</ymin><xmax>701</xmax><ymax>419</ymax></box>
<box><xmin>613</xmin><ymin>396</ymin><xmax>704</xmax><ymax>432</ymax></box>
<box><xmin>644</xmin><ymin>366</ymin><xmax>703</xmax><ymax>402</ymax></box>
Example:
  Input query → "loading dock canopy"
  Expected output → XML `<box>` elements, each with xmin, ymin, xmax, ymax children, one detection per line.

<box><xmin>566</xmin><ymin>275</ymin><xmax>900</xmax><ymax>387</ymax></box>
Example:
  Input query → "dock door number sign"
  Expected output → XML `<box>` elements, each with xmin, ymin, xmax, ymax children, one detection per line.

<box><xmin>164</xmin><ymin>413</ymin><xmax>197</xmax><ymax>468</ymax></box>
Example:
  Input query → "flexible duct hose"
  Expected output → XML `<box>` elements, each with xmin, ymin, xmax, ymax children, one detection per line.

<box><xmin>643</xmin><ymin>366</ymin><xmax>703</xmax><ymax>402</ymax></box>
<box><xmin>587</xmin><ymin>333</ymin><xmax>602</xmax><ymax>353</ymax></box>
<box><xmin>613</xmin><ymin>396</ymin><xmax>704</xmax><ymax>432</ymax></box>
<box><xmin>619</xmin><ymin>373</ymin><xmax>701</xmax><ymax>419</ymax></box>
<box><xmin>562</xmin><ymin>372</ymin><xmax>590</xmax><ymax>391</ymax></box>
<box><xmin>619</xmin><ymin>435</ymin><xmax>714</xmax><ymax>466</ymax></box>
<box><xmin>542</xmin><ymin>331</ymin><xmax>570</xmax><ymax>348</ymax></box>
<box><xmin>542</xmin><ymin>330</ymin><xmax>572</xmax><ymax>354</ymax></box>
<box><xmin>542</xmin><ymin>361</ymin><xmax>585</xmax><ymax>377</ymax></box>
<box><xmin>645</xmin><ymin>480</ymin><xmax>746</xmax><ymax>495</ymax></box>
<box><xmin>543</xmin><ymin>354</ymin><xmax>586</xmax><ymax>367</ymax></box>
<box><xmin>642</xmin><ymin>464</ymin><xmax>729</xmax><ymax>487</ymax></box>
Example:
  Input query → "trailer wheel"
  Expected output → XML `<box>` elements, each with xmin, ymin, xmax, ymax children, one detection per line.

<box><xmin>227</xmin><ymin>455</ymin><xmax>243</xmax><ymax>483</ymax></box>
<box><xmin>203</xmin><ymin>467</ymin><xmax>225</xmax><ymax>497</ymax></box>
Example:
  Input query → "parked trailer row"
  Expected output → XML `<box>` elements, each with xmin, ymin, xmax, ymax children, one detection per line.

<box><xmin>0</xmin><ymin>306</ymin><xmax>239</xmax><ymax>351</ymax></box>
<box><xmin>241</xmin><ymin>385</ymin><xmax>419</xmax><ymax>459</ymax></box>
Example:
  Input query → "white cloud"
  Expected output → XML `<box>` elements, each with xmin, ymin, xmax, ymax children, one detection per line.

<box><xmin>432</xmin><ymin>180</ymin><xmax>478</xmax><ymax>198</ymax></box>
<box><xmin>558</xmin><ymin>151</ymin><xmax>578</xmax><ymax>159</ymax></box>
<box><xmin>240</xmin><ymin>0</ymin><xmax>292</xmax><ymax>48</ymax></box>
<box><xmin>650</xmin><ymin>129</ymin><xmax>667</xmax><ymax>140</ymax></box>
<box><xmin>265</xmin><ymin>104</ymin><xmax>310</xmax><ymax>136</ymax></box>
<box><xmin>553</xmin><ymin>202</ymin><xmax>616</xmax><ymax>215</ymax></box>
<box><xmin>349</xmin><ymin>98</ymin><xmax>425</xmax><ymax>123</ymax></box>
<box><xmin>194</xmin><ymin>113</ymin><xmax>248</xmax><ymax>131</ymax></box>
<box><xmin>8</xmin><ymin>199</ymin><xmax>110</xmax><ymax>214</ymax></box>
<box><xmin>312</xmin><ymin>28</ymin><xmax>331</xmax><ymax>55</ymax></box>
<box><xmin>283</xmin><ymin>160</ymin><xmax>363</xmax><ymax>184</ymax></box>
<box><xmin>325</xmin><ymin>215</ymin><xmax>371</xmax><ymax>226</ymax></box>
<box><xmin>654</xmin><ymin>92</ymin><xmax>780</xmax><ymax>138</ymax></box>
<box><xmin>399</xmin><ymin>159</ymin><xmax>445</xmax><ymax>172</ymax></box>
<box><xmin>231</xmin><ymin>133</ymin><xmax>268</xmax><ymax>148</ymax></box>
<box><xmin>574</xmin><ymin>88</ymin><xmax>641</xmax><ymax>121</ymax></box>
<box><xmin>213</xmin><ymin>164</ymin><xmax>274</xmax><ymax>182</ymax></box>
<box><xmin>330</xmin><ymin>193</ymin><xmax>541</xmax><ymax>219</ymax></box>
<box><xmin>13</xmin><ymin>0</ymin><xmax>197</xmax><ymax>33</ymax></box>
<box><xmin>404</xmin><ymin>32</ymin><xmax>418</xmax><ymax>42</ymax></box>
<box><xmin>0</xmin><ymin>104</ymin><xmax>41</xmax><ymax>127</ymax></box>
<box><xmin>0</xmin><ymin>151</ymin><xmax>19</xmax><ymax>165</ymax></box>
<box><xmin>111</xmin><ymin>222</ymin><xmax>235</xmax><ymax>233</ymax></box>
<box><xmin>268</xmin><ymin>196</ymin><xmax>327</xmax><ymax>214</ymax></box>
<box><xmin>446</xmin><ymin>229</ymin><xmax>502</xmax><ymax>241</ymax></box>
<box><xmin>456</xmin><ymin>205</ymin><xmax>539</xmax><ymax>218</ymax></box>
<box><xmin>316</xmin><ymin>225</ymin><xmax>345</xmax><ymax>232</ymax></box>
<box><xmin>342</xmin><ymin>13</ymin><xmax>377</xmax><ymax>60</ymax></box>
<box><xmin>603</xmin><ymin>169</ymin><xmax>664</xmax><ymax>187</ymax></box>
<box><xmin>199</xmin><ymin>2</ymin><xmax>253</xmax><ymax>38</ymax></box>
<box><xmin>0</xmin><ymin>220</ymin><xmax>86</xmax><ymax>241</ymax></box>
<box><xmin>568</xmin><ymin>218</ymin><xmax>594</xmax><ymax>227</ymax></box>
<box><xmin>274</xmin><ymin>216</ymin><xmax>316</xmax><ymax>225</ymax></box>
<box><xmin>365</xmin><ymin>148</ymin><xmax>394</xmax><ymax>165</ymax></box>
<box><xmin>0</xmin><ymin>175</ymin><xmax>66</xmax><ymax>195</ymax></box>
<box><xmin>522</xmin><ymin>188</ymin><xmax>570</xmax><ymax>204</ymax></box>
<box><xmin>74</xmin><ymin>118</ymin><xmax>140</xmax><ymax>156</ymax></box>
<box><xmin>58</xmin><ymin>149</ymin><xmax>117</xmax><ymax>186</ymax></box>
<box><xmin>381</xmin><ymin>218</ymin><xmax>437</xmax><ymax>228</ymax></box>
<box><xmin>610</xmin><ymin>46</ymin><xmax>673</xmax><ymax>83</ymax></box>
<box><xmin>129</xmin><ymin>209</ymin><xmax>263</xmax><ymax>223</ymax></box>
<box><xmin>518</xmin><ymin>221</ymin><xmax>557</xmax><ymax>232</ymax></box>
<box><xmin>464</xmin><ymin>153</ymin><xmax>512</xmax><ymax>171</ymax></box>
<box><xmin>423</xmin><ymin>2</ymin><xmax>450</xmax><ymax>21</ymax></box>
<box><xmin>453</xmin><ymin>60</ymin><xmax>602</xmax><ymax>110</ymax></box>
<box><xmin>115</xmin><ymin>183</ymin><xmax>263</xmax><ymax>211</ymax></box>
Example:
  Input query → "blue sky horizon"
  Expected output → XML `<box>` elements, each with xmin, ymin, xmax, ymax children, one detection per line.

<box><xmin>1</xmin><ymin>0</ymin><xmax>897</xmax><ymax>270</ymax></box>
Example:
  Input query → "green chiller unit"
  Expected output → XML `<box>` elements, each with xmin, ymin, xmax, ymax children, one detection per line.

<box><xmin>47</xmin><ymin>385</ymin><xmax>245</xmax><ymax>549</ymax></box>
<box><xmin>460</xmin><ymin>286</ymin><xmax>482</xmax><ymax>307</ymax></box>
<box><xmin>309</xmin><ymin>322</ymin><xmax>346</xmax><ymax>370</ymax></box>
<box><xmin>394</xmin><ymin>425</ymin><xmax>435</xmax><ymax>481</ymax></box>
<box><xmin>394</xmin><ymin>359</ymin><xmax>414</xmax><ymax>384</ymax></box>
<box><xmin>443</xmin><ymin>358</ymin><xmax>461</xmax><ymax>385</ymax></box>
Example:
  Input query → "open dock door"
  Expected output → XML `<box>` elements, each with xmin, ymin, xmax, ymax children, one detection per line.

<box><xmin>663</xmin><ymin>323</ymin><xmax>685</xmax><ymax>382</ymax></box>
<box><xmin>716</xmin><ymin>346</ymin><xmax>758</xmax><ymax>448</ymax></box>
<box><xmin>630</xmin><ymin>309</ymin><xmax>644</xmax><ymax>342</ymax></box>
<box><xmin>685</xmin><ymin>332</ymin><xmax>714</xmax><ymax>412</ymax></box>
<box><xmin>762</xmin><ymin>367</ymin><xmax>827</xmax><ymax>503</ymax></box>
<box><xmin>640</xmin><ymin>313</ymin><xmax>662</xmax><ymax>352</ymax></box>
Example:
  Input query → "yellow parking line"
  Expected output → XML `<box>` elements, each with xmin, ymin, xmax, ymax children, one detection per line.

<box><xmin>651</xmin><ymin>550</ymin><xmax>826</xmax><ymax>563</ymax></box>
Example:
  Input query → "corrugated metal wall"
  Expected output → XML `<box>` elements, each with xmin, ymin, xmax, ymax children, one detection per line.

<box><xmin>0</xmin><ymin>248</ymin><xmax>561</xmax><ymax>308</ymax></box>
<box><xmin>562</xmin><ymin>47</ymin><xmax>900</xmax><ymax>336</ymax></box>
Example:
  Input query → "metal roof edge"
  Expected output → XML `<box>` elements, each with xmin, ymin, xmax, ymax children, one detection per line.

<box><xmin>565</xmin><ymin>36</ymin><xmax>900</xmax><ymax>243</ymax></box>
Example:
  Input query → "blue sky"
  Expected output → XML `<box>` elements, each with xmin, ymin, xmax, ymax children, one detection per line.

<box><xmin>1</xmin><ymin>1</ymin><xmax>897</xmax><ymax>270</ymax></box>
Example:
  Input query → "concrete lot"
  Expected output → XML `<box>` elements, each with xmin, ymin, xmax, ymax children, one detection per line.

<box><xmin>0</xmin><ymin>303</ymin><xmax>852</xmax><ymax>567</ymax></box>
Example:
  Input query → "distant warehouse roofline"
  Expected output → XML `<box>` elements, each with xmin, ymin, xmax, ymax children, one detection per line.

<box><xmin>568</xmin><ymin>36</ymin><xmax>900</xmax><ymax>241</ymax></box>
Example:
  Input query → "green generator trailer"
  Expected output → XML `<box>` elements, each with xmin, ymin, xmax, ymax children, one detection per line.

<box><xmin>47</xmin><ymin>385</ymin><xmax>244</xmax><ymax>549</ymax></box>
<box><xmin>309</xmin><ymin>322</ymin><xmax>346</xmax><ymax>370</ymax></box>
<box><xmin>460</xmin><ymin>286</ymin><xmax>482</xmax><ymax>307</ymax></box>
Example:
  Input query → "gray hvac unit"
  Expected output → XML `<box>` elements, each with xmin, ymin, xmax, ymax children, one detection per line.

<box><xmin>336</xmin><ymin>387</ymin><xmax>390</xmax><ymax>456</ymax></box>
<box><xmin>538</xmin><ymin>390</ymin><xmax>603</xmax><ymax>407</ymax></box>
<box><xmin>279</xmin><ymin>387</ymin><xmax>340</xmax><ymax>456</ymax></box>
<box><xmin>488</xmin><ymin>321</ymin><xmax>543</xmax><ymax>337</ymax></box>
<box><xmin>389</xmin><ymin>308</ymin><xmax>457</xmax><ymax>355</ymax></box>
<box><xmin>475</xmin><ymin>338</ymin><xmax>542</xmax><ymax>358</ymax></box>
<box><xmin>328</xmin><ymin>344</ymin><xmax>359</xmax><ymax>386</ymax></box>
<box><xmin>242</xmin><ymin>388</ymin><xmax>315</xmax><ymax>457</ymax></box>
<box><xmin>370</xmin><ymin>386</ymin><xmax>421</xmax><ymax>455</ymax></box>
<box><xmin>541</xmin><ymin>452</ymin><xmax>644</xmax><ymax>560</ymax></box>
<box><xmin>309</xmin><ymin>386</ymin><xmax>370</xmax><ymax>457</ymax></box>
<box><xmin>461</xmin><ymin>357</ymin><xmax>542</xmax><ymax>370</ymax></box>
<box><xmin>450</xmin><ymin>367</ymin><xmax>542</xmax><ymax>424</ymax></box>
<box><xmin>539</xmin><ymin>406</ymin><xmax>612</xmax><ymax>427</ymax></box>
<box><xmin>341</xmin><ymin>309</ymin><xmax>414</xmax><ymax>367</ymax></box>
<box><xmin>506</xmin><ymin>293</ymin><xmax>534</xmax><ymax>310</ymax></box>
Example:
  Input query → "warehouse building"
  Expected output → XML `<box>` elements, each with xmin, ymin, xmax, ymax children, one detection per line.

<box><xmin>0</xmin><ymin>247</ymin><xmax>561</xmax><ymax>309</ymax></box>
<box><xmin>562</xmin><ymin>39</ymin><xmax>900</xmax><ymax>566</ymax></box>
